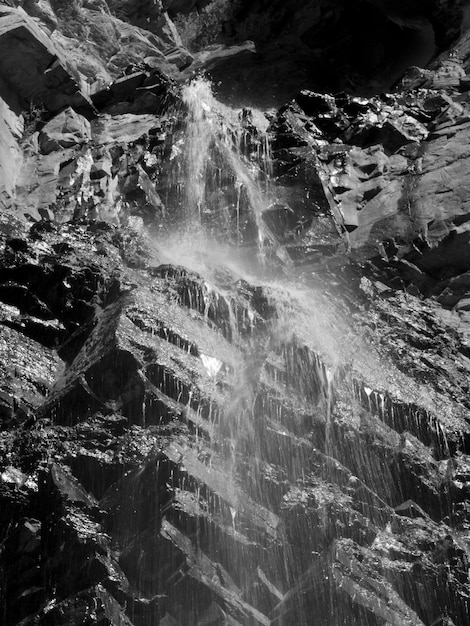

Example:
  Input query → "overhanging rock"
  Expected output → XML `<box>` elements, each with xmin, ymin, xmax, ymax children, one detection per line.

<box><xmin>0</xmin><ymin>6</ymin><xmax>93</xmax><ymax>114</ymax></box>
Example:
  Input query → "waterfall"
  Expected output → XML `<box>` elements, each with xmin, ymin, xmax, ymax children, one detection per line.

<box><xmin>165</xmin><ymin>77</ymin><xmax>290</xmax><ymax>268</ymax></box>
<box><xmin>3</xmin><ymin>1</ymin><xmax>470</xmax><ymax>622</ymax></box>
<box><xmin>13</xmin><ymin>74</ymin><xmax>464</xmax><ymax>626</ymax></box>
<box><xmin>181</xmin><ymin>78</ymin><xmax>215</xmax><ymax>224</ymax></box>
<box><xmin>132</xmin><ymin>76</ymin><xmax>469</xmax><ymax>626</ymax></box>
<box><xmin>140</xmin><ymin>77</ymin><xmax>427</xmax><ymax>624</ymax></box>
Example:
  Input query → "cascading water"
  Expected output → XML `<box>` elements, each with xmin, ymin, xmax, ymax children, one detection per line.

<box><xmin>98</xmin><ymin>77</ymin><xmax>470</xmax><ymax>626</ymax></box>
<box><xmin>2</xmin><ymin>5</ymin><xmax>470</xmax><ymax>623</ymax></box>
<box><xmin>180</xmin><ymin>79</ymin><xmax>215</xmax><ymax>224</ymax></box>
<box><xmin>164</xmin><ymin>78</ymin><xmax>290</xmax><ymax>267</ymax></box>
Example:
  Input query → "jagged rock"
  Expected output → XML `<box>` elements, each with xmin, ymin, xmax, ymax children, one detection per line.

<box><xmin>45</xmin><ymin>2</ymin><xmax>186</xmax><ymax>86</ymax></box>
<box><xmin>0</xmin><ymin>320</ymin><xmax>60</xmax><ymax>422</ymax></box>
<box><xmin>395</xmin><ymin>499</ymin><xmax>429</xmax><ymax>519</ymax></box>
<box><xmin>91</xmin><ymin>66</ymin><xmax>177</xmax><ymax>114</ymax></box>
<box><xmin>0</xmin><ymin>6</ymin><xmax>92</xmax><ymax>112</ymax></box>
<box><xmin>0</xmin><ymin>95</ymin><xmax>23</xmax><ymax>207</ymax></box>
<box><xmin>1</xmin><ymin>3</ymin><xmax>470</xmax><ymax>626</ymax></box>
<box><xmin>38</xmin><ymin>107</ymin><xmax>91</xmax><ymax>155</ymax></box>
<box><xmin>332</xmin><ymin>540</ymin><xmax>426</xmax><ymax>625</ymax></box>
<box><xmin>21</xmin><ymin>0</ymin><xmax>59</xmax><ymax>31</ymax></box>
<box><xmin>1</xmin><ymin>516</ymin><xmax>44</xmax><ymax>622</ymax></box>
<box><xmin>107</xmin><ymin>0</ymin><xmax>185</xmax><ymax>49</ymax></box>
<box><xmin>1</xmin><ymin>214</ymin><xmax>470</xmax><ymax>624</ymax></box>
<box><xmin>203</xmin><ymin>0</ymin><xmax>467</xmax><ymax>106</ymax></box>
<box><xmin>14</xmin><ymin>102</ymin><xmax>174</xmax><ymax>223</ymax></box>
<box><xmin>34</xmin><ymin>585</ymin><xmax>135</xmax><ymax>626</ymax></box>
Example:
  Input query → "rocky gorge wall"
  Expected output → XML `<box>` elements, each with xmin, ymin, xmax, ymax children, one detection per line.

<box><xmin>1</xmin><ymin>1</ymin><xmax>470</xmax><ymax>625</ymax></box>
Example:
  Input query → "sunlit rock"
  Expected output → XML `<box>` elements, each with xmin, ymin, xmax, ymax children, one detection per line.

<box><xmin>1</xmin><ymin>1</ymin><xmax>470</xmax><ymax>625</ymax></box>
<box><xmin>38</xmin><ymin>106</ymin><xmax>91</xmax><ymax>154</ymax></box>
<box><xmin>0</xmin><ymin>6</ymin><xmax>92</xmax><ymax>113</ymax></box>
<box><xmin>0</xmin><ymin>95</ymin><xmax>23</xmax><ymax>207</ymax></box>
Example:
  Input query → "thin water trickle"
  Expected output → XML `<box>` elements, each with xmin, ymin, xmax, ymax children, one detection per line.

<box><xmin>181</xmin><ymin>78</ymin><xmax>214</xmax><ymax>224</ymax></box>
<box><xmin>153</xmin><ymin>71</ymin><xmax>404</xmax><ymax>466</ymax></box>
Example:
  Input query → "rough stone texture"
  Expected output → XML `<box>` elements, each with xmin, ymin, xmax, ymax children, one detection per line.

<box><xmin>262</xmin><ymin>26</ymin><xmax>470</xmax><ymax>341</ymax></box>
<box><xmin>45</xmin><ymin>0</ymin><xmax>192</xmax><ymax>82</ymax></box>
<box><xmin>0</xmin><ymin>95</ymin><xmax>23</xmax><ymax>207</ymax></box>
<box><xmin>1</xmin><ymin>1</ymin><xmax>470</xmax><ymax>626</ymax></box>
<box><xmin>187</xmin><ymin>0</ymin><xmax>466</xmax><ymax>107</ymax></box>
<box><xmin>0</xmin><ymin>6</ymin><xmax>92</xmax><ymax>113</ymax></box>
<box><xmin>2</xmin><ymin>218</ymin><xmax>470</xmax><ymax>625</ymax></box>
<box><xmin>38</xmin><ymin>106</ymin><xmax>92</xmax><ymax>154</ymax></box>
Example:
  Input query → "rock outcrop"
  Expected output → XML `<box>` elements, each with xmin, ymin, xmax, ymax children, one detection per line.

<box><xmin>1</xmin><ymin>2</ymin><xmax>470</xmax><ymax>626</ymax></box>
<box><xmin>187</xmin><ymin>0</ymin><xmax>467</xmax><ymax>106</ymax></box>
<box><xmin>0</xmin><ymin>5</ymin><xmax>91</xmax><ymax>114</ymax></box>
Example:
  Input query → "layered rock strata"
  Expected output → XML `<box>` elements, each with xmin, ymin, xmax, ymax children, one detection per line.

<box><xmin>1</xmin><ymin>2</ymin><xmax>470</xmax><ymax>626</ymax></box>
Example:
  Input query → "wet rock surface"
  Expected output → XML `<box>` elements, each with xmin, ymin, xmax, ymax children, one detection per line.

<box><xmin>1</xmin><ymin>216</ymin><xmax>470</xmax><ymax>625</ymax></box>
<box><xmin>1</xmin><ymin>1</ymin><xmax>470</xmax><ymax>626</ymax></box>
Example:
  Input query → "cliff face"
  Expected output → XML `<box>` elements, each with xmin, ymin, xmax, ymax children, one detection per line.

<box><xmin>190</xmin><ymin>0</ymin><xmax>467</xmax><ymax>105</ymax></box>
<box><xmin>1</xmin><ymin>2</ymin><xmax>470</xmax><ymax>625</ymax></box>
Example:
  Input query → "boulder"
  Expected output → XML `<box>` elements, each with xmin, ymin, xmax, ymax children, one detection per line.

<box><xmin>38</xmin><ymin>107</ymin><xmax>91</xmax><ymax>154</ymax></box>
<box><xmin>0</xmin><ymin>6</ymin><xmax>92</xmax><ymax>113</ymax></box>
<box><xmin>0</xmin><ymin>319</ymin><xmax>60</xmax><ymax>422</ymax></box>
<box><xmin>91</xmin><ymin>66</ymin><xmax>176</xmax><ymax>114</ymax></box>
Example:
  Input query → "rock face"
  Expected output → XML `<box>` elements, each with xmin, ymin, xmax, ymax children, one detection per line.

<box><xmin>0</xmin><ymin>5</ymin><xmax>91</xmax><ymax>114</ymax></box>
<box><xmin>1</xmin><ymin>2</ymin><xmax>470</xmax><ymax>626</ymax></box>
<box><xmin>193</xmin><ymin>0</ymin><xmax>467</xmax><ymax>106</ymax></box>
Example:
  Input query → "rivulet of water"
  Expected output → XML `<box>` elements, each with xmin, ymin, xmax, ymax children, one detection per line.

<box><xmin>174</xmin><ymin>77</ymin><xmax>287</xmax><ymax>262</ymax></box>
<box><xmin>181</xmin><ymin>78</ymin><xmax>215</xmax><ymax>224</ymax></box>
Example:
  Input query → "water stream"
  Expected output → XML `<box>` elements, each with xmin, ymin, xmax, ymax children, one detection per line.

<box><xmin>164</xmin><ymin>78</ymin><xmax>290</xmax><ymax>267</ymax></box>
<box><xmin>133</xmin><ymin>77</ymin><xmax>453</xmax><ymax>624</ymax></box>
<box><xmin>149</xmin><ymin>78</ymin><xmax>346</xmax><ymax>623</ymax></box>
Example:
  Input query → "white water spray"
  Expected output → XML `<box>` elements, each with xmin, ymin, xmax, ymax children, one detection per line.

<box><xmin>178</xmin><ymin>78</ymin><xmax>282</xmax><ymax>259</ymax></box>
